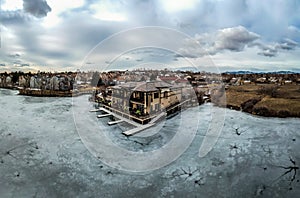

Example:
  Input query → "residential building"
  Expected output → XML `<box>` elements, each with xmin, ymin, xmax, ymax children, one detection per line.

<box><xmin>110</xmin><ymin>81</ymin><xmax>183</xmax><ymax>120</ymax></box>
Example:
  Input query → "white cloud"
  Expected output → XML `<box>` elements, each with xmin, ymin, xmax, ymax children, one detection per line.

<box><xmin>177</xmin><ymin>25</ymin><xmax>299</xmax><ymax>65</ymax></box>
<box><xmin>178</xmin><ymin>26</ymin><xmax>260</xmax><ymax>57</ymax></box>
<box><xmin>93</xmin><ymin>11</ymin><xmax>127</xmax><ymax>22</ymax></box>
<box><xmin>41</xmin><ymin>0</ymin><xmax>84</xmax><ymax>27</ymax></box>
<box><xmin>90</xmin><ymin>1</ymin><xmax>127</xmax><ymax>22</ymax></box>
<box><xmin>1</xmin><ymin>0</ymin><xmax>23</xmax><ymax>11</ymax></box>
<box><xmin>215</xmin><ymin>26</ymin><xmax>260</xmax><ymax>51</ymax></box>
<box><xmin>288</xmin><ymin>25</ymin><xmax>300</xmax><ymax>34</ymax></box>
<box><xmin>159</xmin><ymin>0</ymin><xmax>199</xmax><ymax>13</ymax></box>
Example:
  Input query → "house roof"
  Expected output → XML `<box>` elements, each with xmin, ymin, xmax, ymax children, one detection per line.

<box><xmin>159</xmin><ymin>76</ymin><xmax>178</xmax><ymax>81</ymax></box>
<box><xmin>175</xmin><ymin>78</ymin><xmax>188</xmax><ymax>83</ymax></box>
<box><xmin>133</xmin><ymin>82</ymin><xmax>158</xmax><ymax>92</ymax></box>
<box><xmin>153</xmin><ymin>81</ymin><xmax>172</xmax><ymax>88</ymax></box>
<box><xmin>113</xmin><ymin>81</ymin><xmax>176</xmax><ymax>92</ymax></box>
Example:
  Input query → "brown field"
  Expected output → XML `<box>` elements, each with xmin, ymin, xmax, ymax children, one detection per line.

<box><xmin>224</xmin><ymin>84</ymin><xmax>300</xmax><ymax>117</ymax></box>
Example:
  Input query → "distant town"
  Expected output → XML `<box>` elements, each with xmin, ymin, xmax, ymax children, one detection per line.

<box><xmin>1</xmin><ymin>69</ymin><xmax>299</xmax><ymax>91</ymax></box>
<box><xmin>1</xmin><ymin>69</ymin><xmax>299</xmax><ymax>118</ymax></box>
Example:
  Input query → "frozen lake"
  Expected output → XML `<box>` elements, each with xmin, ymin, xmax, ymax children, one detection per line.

<box><xmin>0</xmin><ymin>88</ymin><xmax>299</xmax><ymax>197</ymax></box>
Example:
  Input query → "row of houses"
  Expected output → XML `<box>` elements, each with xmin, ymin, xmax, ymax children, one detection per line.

<box><xmin>90</xmin><ymin>69</ymin><xmax>221</xmax><ymax>87</ymax></box>
<box><xmin>0</xmin><ymin>73</ymin><xmax>75</xmax><ymax>91</ymax></box>
<box><xmin>0</xmin><ymin>75</ymin><xmax>12</xmax><ymax>87</ymax></box>
<box><xmin>222</xmin><ymin>73</ymin><xmax>300</xmax><ymax>85</ymax></box>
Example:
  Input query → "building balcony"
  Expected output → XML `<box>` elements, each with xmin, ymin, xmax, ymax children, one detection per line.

<box><xmin>130</xmin><ymin>98</ymin><xmax>145</xmax><ymax>105</ymax></box>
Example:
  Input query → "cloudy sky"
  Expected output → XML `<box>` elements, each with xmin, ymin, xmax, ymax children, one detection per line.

<box><xmin>0</xmin><ymin>0</ymin><xmax>299</xmax><ymax>72</ymax></box>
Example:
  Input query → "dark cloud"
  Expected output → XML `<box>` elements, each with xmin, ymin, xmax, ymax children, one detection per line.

<box><xmin>7</xmin><ymin>53</ymin><xmax>21</xmax><ymax>58</ymax></box>
<box><xmin>23</xmin><ymin>0</ymin><xmax>51</xmax><ymax>18</ymax></box>
<box><xmin>251</xmin><ymin>42</ymin><xmax>278</xmax><ymax>57</ymax></box>
<box><xmin>276</xmin><ymin>39</ymin><xmax>298</xmax><ymax>50</ymax></box>
<box><xmin>129</xmin><ymin>48</ymin><xmax>173</xmax><ymax>60</ymax></box>
<box><xmin>254</xmin><ymin>38</ymin><xmax>298</xmax><ymax>57</ymax></box>
<box><xmin>0</xmin><ymin>63</ymin><xmax>6</xmax><ymax>66</ymax></box>
<box><xmin>215</xmin><ymin>26</ymin><xmax>260</xmax><ymax>52</ymax></box>
<box><xmin>13</xmin><ymin>60</ymin><xmax>22</xmax><ymax>64</ymax></box>
<box><xmin>178</xmin><ymin>26</ymin><xmax>260</xmax><ymax>58</ymax></box>
<box><xmin>178</xmin><ymin>26</ymin><xmax>299</xmax><ymax>58</ymax></box>
<box><xmin>257</xmin><ymin>50</ymin><xmax>277</xmax><ymax>57</ymax></box>
<box><xmin>174</xmin><ymin>54</ymin><xmax>184</xmax><ymax>58</ymax></box>
<box><xmin>0</xmin><ymin>0</ymin><xmax>51</xmax><ymax>25</ymax></box>
<box><xmin>0</xmin><ymin>10</ymin><xmax>30</xmax><ymax>26</ymax></box>
<box><xmin>11</xmin><ymin>61</ymin><xmax>30</xmax><ymax>67</ymax></box>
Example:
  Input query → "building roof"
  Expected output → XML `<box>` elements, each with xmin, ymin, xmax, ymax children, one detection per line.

<box><xmin>159</xmin><ymin>76</ymin><xmax>178</xmax><ymax>81</ymax></box>
<box><xmin>153</xmin><ymin>81</ymin><xmax>172</xmax><ymax>88</ymax></box>
<box><xmin>112</xmin><ymin>81</ymin><xmax>176</xmax><ymax>92</ymax></box>
<box><xmin>133</xmin><ymin>82</ymin><xmax>158</xmax><ymax>92</ymax></box>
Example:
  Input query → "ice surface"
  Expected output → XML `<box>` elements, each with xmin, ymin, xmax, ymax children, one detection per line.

<box><xmin>0</xmin><ymin>88</ymin><xmax>299</xmax><ymax>197</ymax></box>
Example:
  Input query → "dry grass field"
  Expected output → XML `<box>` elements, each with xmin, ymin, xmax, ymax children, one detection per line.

<box><xmin>225</xmin><ymin>84</ymin><xmax>300</xmax><ymax>117</ymax></box>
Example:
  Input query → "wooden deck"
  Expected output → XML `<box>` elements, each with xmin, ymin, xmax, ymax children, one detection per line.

<box><xmin>149</xmin><ymin>112</ymin><xmax>166</xmax><ymax>124</ymax></box>
<box><xmin>122</xmin><ymin>123</ymin><xmax>155</xmax><ymax>136</ymax></box>
<box><xmin>98</xmin><ymin>107</ymin><xmax>142</xmax><ymax>127</ymax></box>
<box><xmin>97</xmin><ymin>114</ymin><xmax>111</xmax><ymax>118</ymax></box>
<box><xmin>90</xmin><ymin>109</ymin><xmax>102</xmax><ymax>112</ymax></box>
<box><xmin>91</xmin><ymin>99</ymin><xmax>190</xmax><ymax>136</ymax></box>
<box><xmin>90</xmin><ymin>107</ymin><xmax>164</xmax><ymax>136</ymax></box>
<box><xmin>108</xmin><ymin>119</ymin><xmax>124</xmax><ymax>125</ymax></box>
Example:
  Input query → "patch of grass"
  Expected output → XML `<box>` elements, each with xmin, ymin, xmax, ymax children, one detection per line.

<box><xmin>276</xmin><ymin>85</ymin><xmax>300</xmax><ymax>99</ymax></box>
<box><xmin>254</xmin><ymin>97</ymin><xmax>300</xmax><ymax>117</ymax></box>
<box><xmin>223</xmin><ymin>84</ymin><xmax>300</xmax><ymax>117</ymax></box>
<box><xmin>225</xmin><ymin>86</ymin><xmax>261</xmax><ymax>108</ymax></box>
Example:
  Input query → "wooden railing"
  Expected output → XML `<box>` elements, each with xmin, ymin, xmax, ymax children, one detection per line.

<box><xmin>101</xmin><ymin>98</ymin><xmax>192</xmax><ymax>124</ymax></box>
<box><xmin>101</xmin><ymin>104</ymin><xmax>162</xmax><ymax>124</ymax></box>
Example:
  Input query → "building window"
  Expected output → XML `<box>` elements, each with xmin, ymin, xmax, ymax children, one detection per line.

<box><xmin>154</xmin><ymin>92</ymin><xmax>159</xmax><ymax>99</ymax></box>
<box><xmin>164</xmin><ymin>92</ymin><xmax>168</xmax><ymax>98</ymax></box>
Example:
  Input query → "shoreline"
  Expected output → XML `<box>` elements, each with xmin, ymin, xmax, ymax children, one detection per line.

<box><xmin>219</xmin><ymin>102</ymin><xmax>300</xmax><ymax>118</ymax></box>
<box><xmin>1</xmin><ymin>85</ymin><xmax>299</xmax><ymax>118</ymax></box>
<box><xmin>0</xmin><ymin>86</ymin><xmax>19</xmax><ymax>90</ymax></box>
<box><xmin>19</xmin><ymin>88</ymin><xmax>74</xmax><ymax>97</ymax></box>
<box><xmin>0</xmin><ymin>87</ymin><xmax>96</xmax><ymax>97</ymax></box>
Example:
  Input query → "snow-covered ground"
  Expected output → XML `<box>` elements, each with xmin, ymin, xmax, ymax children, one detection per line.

<box><xmin>0</xmin><ymin>88</ymin><xmax>299</xmax><ymax>197</ymax></box>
